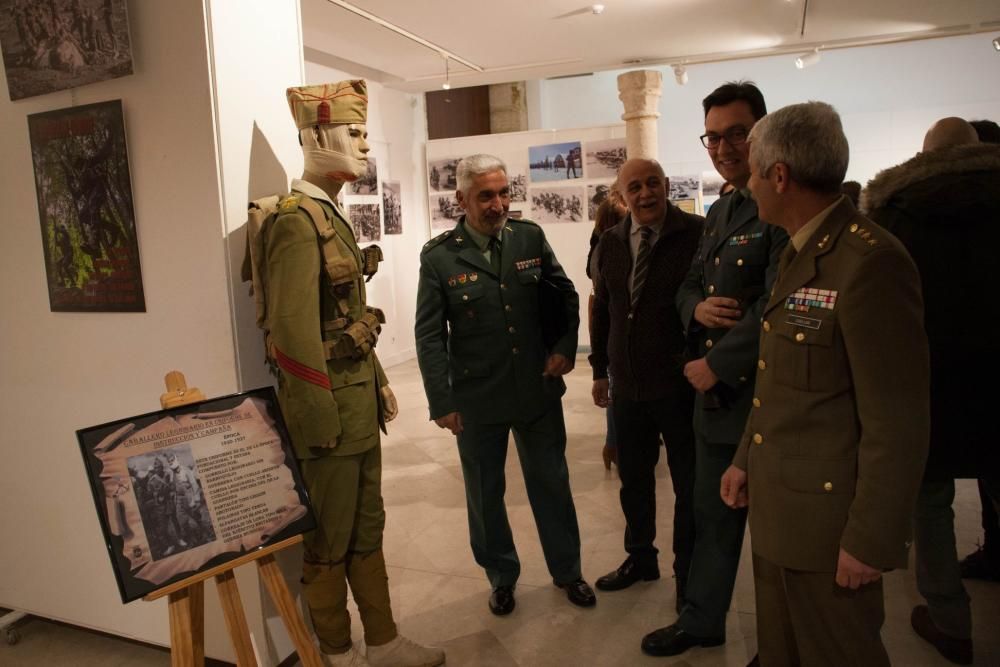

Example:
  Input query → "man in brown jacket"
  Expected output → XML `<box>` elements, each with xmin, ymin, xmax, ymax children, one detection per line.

<box><xmin>720</xmin><ymin>102</ymin><xmax>930</xmax><ymax>666</ymax></box>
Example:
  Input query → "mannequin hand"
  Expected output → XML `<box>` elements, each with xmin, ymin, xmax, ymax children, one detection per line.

<box><xmin>381</xmin><ymin>386</ymin><xmax>398</xmax><ymax>422</ymax></box>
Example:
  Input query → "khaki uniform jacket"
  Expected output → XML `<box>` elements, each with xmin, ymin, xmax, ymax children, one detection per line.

<box><xmin>265</xmin><ymin>185</ymin><xmax>387</xmax><ymax>460</ymax></box>
<box><xmin>733</xmin><ymin>198</ymin><xmax>929</xmax><ymax>573</ymax></box>
<box><xmin>415</xmin><ymin>217</ymin><xmax>579</xmax><ymax>425</ymax></box>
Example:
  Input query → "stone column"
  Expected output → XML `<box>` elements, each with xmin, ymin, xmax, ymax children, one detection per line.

<box><xmin>488</xmin><ymin>81</ymin><xmax>528</xmax><ymax>133</ymax></box>
<box><xmin>616</xmin><ymin>70</ymin><xmax>663</xmax><ymax>160</ymax></box>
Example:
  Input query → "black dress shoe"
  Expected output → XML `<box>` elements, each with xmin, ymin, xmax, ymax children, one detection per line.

<box><xmin>911</xmin><ymin>604</ymin><xmax>972</xmax><ymax>664</ymax></box>
<box><xmin>557</xmin><ymin>578</ymin><xmax>597</xmax><ymax>607</ymax></box>
<box><xmin>489</xmin><ymin>585</ymin><xmax>515</xmax><ymax>616</ymax></box>
<box><xmin>641</xmin><ymin>623</ymin><xmax>724</xmax><ymax>657</ymax></box>
<box><xmin>595</xmin><ymin>558</ymin><xmax>659</xmax><ymax>591</ymax></box>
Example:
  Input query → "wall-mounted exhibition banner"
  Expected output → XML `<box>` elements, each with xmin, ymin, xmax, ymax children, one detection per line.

<box><xmin>28</xmin><ymin>99</ymin><xmax>145</xmax><ymax>312</ymax></box>
<box><xmin>0</xmin><ymin>0</ymin><xmax>134</xmax><ymax>101</ymax></box>
<box><xmin>77</xmin><ymin>387</ymin><xmax>315</xmax><ymax>603</ymax></box>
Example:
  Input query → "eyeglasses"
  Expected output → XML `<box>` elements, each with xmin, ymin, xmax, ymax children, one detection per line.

<box><xmin>700</xmin><ymin>127</ymin><xmax>749</xmax><ymax>149</ymax></box>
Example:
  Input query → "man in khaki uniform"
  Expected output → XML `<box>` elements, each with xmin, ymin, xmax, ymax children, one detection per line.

<box><xmin>720</xmin><ymin>102</ymin><xmax>930</xmax><ymax>666</ymax></box>
<box><xmin>260</xmin><ymin>81</ymin><xmax>443</xmax><ymax>667</ymax></box>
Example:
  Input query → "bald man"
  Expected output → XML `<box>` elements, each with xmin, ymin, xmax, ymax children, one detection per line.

<box><xmin>589</xmin><ymin>159</ymin><xmax>704</xmax><ymax>617</ymax></box>
<box><xmin>863</xmin><ymin>117</ymin><xmax>1000</xmax><ymax>665</ymax></box>
<box><xmin>923</xmin><ymin>117</ymin><xmax>980</xmax><ymax>152</ymax></box>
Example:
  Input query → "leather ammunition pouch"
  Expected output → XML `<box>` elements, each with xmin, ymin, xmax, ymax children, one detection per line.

<box><xmin>322</xmin><ymin>307</ymin><xmax>386</xmax><ymax>361</ymax></box>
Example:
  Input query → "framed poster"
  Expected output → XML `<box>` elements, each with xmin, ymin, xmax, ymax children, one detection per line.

<box><xmin>0</xmin><ymin>0</ymin><xmax>134</xmax><ymax>101</ymax></box>
<box><xmin>28</xmin><ymin>99</ymin><xmax>145</xmax><ymax>312</ymax></box>
<box><xmin>77</xmin><ymin>387</ymin><xmax>315</xmax><ymax>603</ymax></box>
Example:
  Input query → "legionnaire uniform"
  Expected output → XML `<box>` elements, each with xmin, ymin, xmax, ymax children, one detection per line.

<box><xmin>674</xmin><ymin>190</ymin><xmax>787</xmax><ymax>639</ymax></box>
<box><xmin>733</xmin><ymin>197</ymin><xmax>929</xmax><ymax>666</ymax></box>
<box><xmin>250</xmin><ymin>82</ymin><xmax>399</xmax><ymax>658</ymax></box>
<box><xmin>414</xmin><ymin>217</ymin><xmax>584</xmax><ymax>590</ymax></box>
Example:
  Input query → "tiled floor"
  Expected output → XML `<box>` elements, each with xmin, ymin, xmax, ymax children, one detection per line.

<box><xmin>3</xmin><ymin>356</ymin><xmax>998</xmax><ymax>665</ymax></box>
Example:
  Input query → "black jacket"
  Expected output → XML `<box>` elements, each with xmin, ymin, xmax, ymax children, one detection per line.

<box><xmin>589</xmin><ymin>205</ymin><xmax>704</xmax><ymax>401</ymax></box>
<box><xmin>862</xmin><ymin>142</ymin><xmax>1000</xmax><ymax>479</ymax></box>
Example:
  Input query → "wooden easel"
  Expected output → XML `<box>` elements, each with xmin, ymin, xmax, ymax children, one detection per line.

<box><xmin>146</xmin><ymin>371</ymin><xmax>322</xmax><ymax>667</ymax></box>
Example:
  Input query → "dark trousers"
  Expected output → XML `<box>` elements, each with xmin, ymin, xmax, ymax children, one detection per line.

<box><xmin>979</xmin><ymin>478</ymin><xmax>999</xmax><ymax>553</ymax></box>
<box><xmin>612</xmin><ymin>391</ymin><xmax>695</xmax><ymax>581</ymax></box>
<box><xmin>456</xmin><ymin>402</ymin><xmax>582</xmax><ymax>589</ymax></box>
<box><xmin>753</xmin><ymin>553</ymin><xmax>889</xmax><ymax>667</ymax></box>
<box><xmin>677</xmin><ymin>436</ymin><xmax>748</xmax><ymax>638</ymax></box>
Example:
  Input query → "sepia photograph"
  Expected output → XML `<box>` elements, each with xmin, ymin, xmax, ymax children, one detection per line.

<box><xmin>588</xmin><ymin>182</ymin><xmax>614</xmax><ymax>220</ymax></box>
<box><xmin>349</xmin><ymin>156</ymin><xmax>379</xmax><ymax>195</ymax></box>
<box><xmin>530</xmin><ymin>186</ymin><xmax>585</xmax><ymax>224</ymax></box>
<box><xmin>430</xmin><ymin>194</ymin><xmax>462</xmax><ymax>230</ymax></box>
<box><xmin>428</xmin><ymin>157</ymin><xmax>460</xmax><ymax>193</ymax></box>
<box><xmin>508</xmin><ymin>170</ymin><xmax>527</xmax><ymax>202</ymax></box>
<box><xmin>529</xmin><ymin>141</ymin><xmax>583</xmax><ymax>183</ymax></box>
<box><xmin>381</xmin><ymin>181</ymin><xmax>402</xmax><ymax>235</ymax></box>
<box><xmin>0</xmin><ymin>0</ymin><xmax>133</xmax><ymax>101</ymax></box>
<box><xmin>584</xmin><ymin>138</ymin><xmax>627</xmax><ymax>179</ymax></box>
<box><xmin>29</xmin><ymin>99</ymin><xmax>144</xmax><ymax>312</ymax></box>
<box><xmin>669</xmin><ymin>174</ymin><xmax>701</xmax><ymax>202</ymax></box>
<box><xmin>349</xmin><ymin>203</ymin><xmax>381</xmax><ymax>242</ymax></box>
<box><xmin>128</xmin><ymin>446</ymin><xmax>215</xmax><ymax>562</ymax></box>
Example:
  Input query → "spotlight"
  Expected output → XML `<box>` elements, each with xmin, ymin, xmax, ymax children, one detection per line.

<box><xmin>442</xmin><ymin>82</ymin><xmax>451</xmax><ymax>90</ymax></box>
<box><xmin>993</xmin><ymin>36</ymin><xmax>1000</xmax><ymax>51</ymax></box>
<box><xmin>592</xmin><ymin>4</ymin><xmax>605</xmax><ymax>14</ymax></box>
<box><xmin>795</xmin><ymin>49</ymin><xmax>820</xmax><ymax>69</ymax></box>
<box><xmin>441</xmin><ymin>55</ymin><xmax>451</xmax><ymax>90</ymax></box>
<box><xmin>673</xmin><ymin>65</ymin><xmax>688</xmax><ymax>86</ymax></box>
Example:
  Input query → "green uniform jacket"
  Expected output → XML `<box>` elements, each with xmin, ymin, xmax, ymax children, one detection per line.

<box><xmin>733</xmin><ymin>198</ymin><xmax>929</xmax><ymax>573</ymax></box>
<box><xmin>264</xmin><ymin>185</ymin><xmax>387</xmax><ymax>460</ymax></box>
<box><xmin>414</xmin><ymin>217</ymin><xmax>579</xmax><ymax>425</ymax></box>
<box><xmin>676</xmin><ymin>193</ymin><xmax>788</xmax><ymax>443</ymax></box>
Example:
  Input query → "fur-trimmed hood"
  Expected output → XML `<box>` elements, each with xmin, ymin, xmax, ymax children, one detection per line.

<box><xmin>860</xmin><ymin>143</ymin><xmax>1000</xmax><ymax>213</ymax></box>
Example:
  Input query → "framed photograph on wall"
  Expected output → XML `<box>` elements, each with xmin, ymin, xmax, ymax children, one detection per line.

<box><xmin>348</xmin><ymin>203</ymin><xmax>381</xmax><ymax>242</ymax></box>
<box><xmin>0</xmin><ymin>0</ymin><xmax>134</xmax><ymax>101</ymax></box>
<box><xmin>530</xmin><ymin>185</ymin><xmax>585</xmax><ymax>223</ymax></box>
<box><xmin>349</xmin><ymin>157</ymin><xmax>379</xmax><ymax>195</ymax></box>
<box><xmin>381</xmin><ymin>181</ymin><xmax>402</xmax><ymax>235</ymax></box>
<box><xmin>529</xmin><ymin>141</ymin><xmax>583</xmax><ymax>183</ymax></box>
<box><xmin>77</xmin><ymin>387</ymin><xmax>316</xmax><ymax>603</ymax></box>
<box><xmin>28</xmin><ymin>99</ymin><xmax>145</xmax><ymax>312</ymax></box>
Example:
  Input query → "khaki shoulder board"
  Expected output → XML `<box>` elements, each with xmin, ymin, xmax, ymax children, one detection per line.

<box><xmin>279</xmin><ymin>194</ymin><xmax>302</xmax><ymax>214</ymax></box>
<box><xmin>843</xmin><ymin>221</ymin><xmax>883</xmax><ymax>255</ymax></box>
<box><xmin>422</xmin><ymin>229</ymin><xmax>451</xmax><ymax>253</ymax></box>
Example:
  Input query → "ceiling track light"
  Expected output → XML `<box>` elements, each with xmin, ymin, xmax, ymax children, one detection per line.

<box><xmin>672</xmin><ymin>64</ymin><xmax>688</xmax><ymax>85</ymax></box>
<box><xmin>441</xmin><ymin>56</ymin><xmax>451</xmax><ymax>90</ymax></box>
<box><xmin>591</xmin><ymin>4</ymin><xmax>605</xmax><ymax>14</ymax></box>
<box><xmin>795</xmin><ymin>48</ymin><xmax>821</xmax><ymax>69</ymax></box>
<box><xmin>993</xmin><ymin>36</ymin><xmax>1000</xmax><ymax>51</ymax></box>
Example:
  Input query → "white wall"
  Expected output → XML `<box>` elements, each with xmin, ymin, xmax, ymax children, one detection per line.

<box><xmin>537</xmin><ymin>34</ymin><xmax>1000</xmax><ymax>185</ymax></box>
<box><xmin>303</xmin><ymin>59</ymin><xmax>430</xmax><ymax>371</ymax></box>
<box><xmin>0</xmin><ymin>0</ymin><xmax>239</xmax><ymax>658</ymax></box>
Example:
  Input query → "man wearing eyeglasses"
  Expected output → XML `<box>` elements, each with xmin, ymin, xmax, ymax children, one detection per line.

<box><xmin>641</xmin><ymin>81</ymin><xmax>788</xmax><ymax>659</ymax></box>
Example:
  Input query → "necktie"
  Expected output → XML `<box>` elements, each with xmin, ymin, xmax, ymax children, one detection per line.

<box><xmin>730</xmin><ymin>189</ymin><xmax>745</xmax><ymax>211</ymax></box>
<box><xmin>631</xmin><ymin>226</ymin><xmax>653</xmax><ymax>312</ymax></box>
<box><xmin>488</xmin><ymin>236</ymin><xmax>501</xmax><ymax>274</ymax></box>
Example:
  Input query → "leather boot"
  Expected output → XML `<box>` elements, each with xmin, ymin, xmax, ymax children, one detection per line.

<box><xmin>346</xmin><ymin>548</ymin><xmax>398</xmax><ymax>647</ymax></box>
<box><xmin>302</xmin><ymin>559</ymin><xmax>351</xmax><ymax>655</ymax></box>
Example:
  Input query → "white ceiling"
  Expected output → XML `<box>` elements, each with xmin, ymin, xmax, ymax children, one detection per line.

<box><xmin>301</xmin><ymin>0</ymin><xmax>1000</xmax><ymax>92</ymax></box>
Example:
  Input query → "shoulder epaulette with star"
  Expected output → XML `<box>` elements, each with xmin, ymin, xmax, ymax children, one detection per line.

<box><xmin>422</xmin><ymin>229</ymin><xmax>452</xmax><ymax>253</ymax></box>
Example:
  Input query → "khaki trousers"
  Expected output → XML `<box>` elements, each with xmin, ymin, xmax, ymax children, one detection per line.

<box><xmin>753</xmin><ymin>553</ymin><xmax>889</xmax><ymax>667</ymax></box>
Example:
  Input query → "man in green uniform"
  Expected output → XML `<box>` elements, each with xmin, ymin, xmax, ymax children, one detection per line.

<box><xmin>414</xmin><ymin>154</ymin><xmax>596</xmax><ymax>616</ymax></box>
<box><xmin>260</xmin><ymin>80</ymin><xmax>444</xmax><ymax>667</ymax></box>
<box><xmin>720</xmin><ymin>102</ymin><xmax>929</xmax><ymax>666</ymax></box>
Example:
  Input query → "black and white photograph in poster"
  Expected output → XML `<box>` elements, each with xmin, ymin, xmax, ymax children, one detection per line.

<box><xmin>349</xmin><ymin>157</ymin><xmax>379</xmax><ymax>195</ymax></box>
<box><xmin>430</xmin><ymin>194</ymin><xmax>462</xmax><ymax>230</ymax></box>
<box><xmin>349</xmin><ymin>203</ymin><xmax>381</xmax><ymax>242</ymax></box>
<box><xmin>28</xmin><ymin>99</ymin><xmax>145</xmax><ymax>312</ymax></box>
<box><xmin>587</xmin><ymin>182</ymin><xmax>614</xmax><ymax>220</ymax></box>
<box><xmin>669</xmin><ymin>174</ymin><xmax>701</xmax><ymax>202</ymax></box>
<box><xmin>530</xmin><ymin>186</ymin><xmax>585</xmax><ymax>224</ymax></box>
<box><xmin>529</xmin><ymin>141</ymin><xmax>582</xmax><ymax>183</ymax></box>
<box><xmin>508</xmin><ymin>170</ymin><xmax>527</xmax><ymax>202</ymax></box>
<box><xmin>0</xmin><ymin>0</ymin><xmax>133</xmax><ymax>101</ymax></box>
<box><xmin>701</xmin><ymin>170</ymin><xmax>726</xmax><ymax>198</ymax></box>
<box><xmin>381</xmin><ymin>181</ymin><xmax>402</xmax><ymax>235</ymax></box>
<box><xmin>428</xmin><ymin>157</ymin><xmax>460</xmax><ymax>193</ymax></box>
<box><xmin>77</xmin><ymin>387</ymin><xmax>315</xmax><ymax>603</ymax></box>
<box><xmin>584</xmin><ymin>138</ymin><xmax>627</xmax><ymax>179</ymax></box>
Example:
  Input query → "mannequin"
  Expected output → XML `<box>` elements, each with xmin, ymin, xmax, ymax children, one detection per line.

<box><xmin>265</xmin><ymin>80</ymin><xmax>444</xmax><ymax>667</ymax></box>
